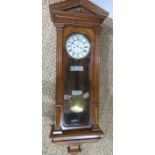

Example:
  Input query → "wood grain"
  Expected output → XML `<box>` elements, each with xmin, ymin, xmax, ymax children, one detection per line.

<box><xmin>49</xmin><ymin>0</ymin><xmax>109</xmax><ymax>152</ymax></box>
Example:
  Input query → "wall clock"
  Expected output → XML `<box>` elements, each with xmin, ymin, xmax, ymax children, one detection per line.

<box><xmin>49</xmin><ymin>0</ymin><xmax>109</xmax><ymax>153</ymax></box>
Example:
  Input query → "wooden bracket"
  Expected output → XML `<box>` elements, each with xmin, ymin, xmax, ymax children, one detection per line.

<box><xmin>68</xmin><ymin>144</ymin><xmax>81</xmax><ymax>154</ymax></box>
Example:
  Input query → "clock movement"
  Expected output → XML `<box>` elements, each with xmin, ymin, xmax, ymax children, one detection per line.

<box><xmin>49</xmin><ymin>0</ymin><xmax>109</xmax><ymax>153</ymax></box>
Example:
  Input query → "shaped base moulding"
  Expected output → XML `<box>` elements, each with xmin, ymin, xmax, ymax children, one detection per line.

<box><xmin>50</xmin><ymin>125</ymin><xmax>103</xmax><ymax>154</ymax></box>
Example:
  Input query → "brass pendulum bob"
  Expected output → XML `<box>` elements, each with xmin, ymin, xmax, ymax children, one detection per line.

<box><xmin>69</xmin><ymin>95</ymin><xmax>86</xmax><ymax>113</ymax></box>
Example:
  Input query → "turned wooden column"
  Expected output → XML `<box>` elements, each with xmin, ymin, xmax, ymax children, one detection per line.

<box><xmin>55</xmin><ymin>23</ymin><xmax>64</xmax><ymax>130</ymax></box>
<box><xmin>92</xmin><ymin>26</ymin><xmax>102</xmax><ymax>129</ymax></box>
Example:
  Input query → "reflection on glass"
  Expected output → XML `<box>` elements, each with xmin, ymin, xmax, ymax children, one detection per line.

<box><xmin>63</xmin><ymin>34</ymin><xmax>91</xmax><ymax>127</ymax></box>
<box><xmin>63</xmin><ymin>59</ymin><xmax>91</xmax><ymax>127</ymax></box>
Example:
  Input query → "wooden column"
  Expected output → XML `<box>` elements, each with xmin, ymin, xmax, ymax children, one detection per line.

<box><xmin>92</xmin><ymin>26</ymin><xmax>102</xmax><ymax>130</ymax></box>
<box><xmin>55</xmin><ymin>23</ymin><xmax>64</xmax><ymax>130</ymax></box>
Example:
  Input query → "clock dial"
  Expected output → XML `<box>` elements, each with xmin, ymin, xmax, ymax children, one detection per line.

<box><xmin>65</xmin><ymin>33</ymin><xmax>91</xmax><ymax>59</ymax></box>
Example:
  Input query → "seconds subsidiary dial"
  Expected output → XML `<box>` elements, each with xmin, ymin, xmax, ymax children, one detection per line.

<box><xmin>65</xmin><ymin>33</ymin><xmax>91</xmax><ymax>59</ymax></box>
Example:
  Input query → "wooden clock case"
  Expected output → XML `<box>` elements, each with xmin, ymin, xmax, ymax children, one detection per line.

<box><xmin>49</xmin><ymin>0</ymin><xmax>109</xmax><ymax>153</ymax></box>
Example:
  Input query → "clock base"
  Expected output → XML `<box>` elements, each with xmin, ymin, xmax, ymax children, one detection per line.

<box><xmin>50</xmin><ymin>124</ymin><xmax>103</xmax><ymax>153</ymax></box>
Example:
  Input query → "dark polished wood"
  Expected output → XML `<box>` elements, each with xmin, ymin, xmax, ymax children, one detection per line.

<box><xmin>49</xmin><ymin>0</ymin><xmax>109</xmax><ymax>20</ymax></box>
<box><xmin>49</xmin><ymin>0</ymin><xmax>109</xmax><ymax>153</ymax></box>
<box><xmin>49</xmin><ymin>0</ymin><xmax>109</xmax><ymax>27</ymax></box>
<box><xmin>55</xmin><ymin>24</ymin><xmax>64</xmax><ymax>130</ymax></box>
<box><xmin>50</xmin><ymin>128</ymin><xmax>103</xmax><ymax>143</ymax></box>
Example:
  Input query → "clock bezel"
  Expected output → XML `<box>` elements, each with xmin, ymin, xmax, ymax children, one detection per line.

<box><xmin>65</xmin><ymin>32</ymin><xmax>91</xmax><ymax>60</ymax></box>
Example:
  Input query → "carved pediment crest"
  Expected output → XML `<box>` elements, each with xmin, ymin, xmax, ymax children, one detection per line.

<box><xmin>49</xmin><ymin>0</ymin><xmax>109</xmax><ymax>24</ymax></box>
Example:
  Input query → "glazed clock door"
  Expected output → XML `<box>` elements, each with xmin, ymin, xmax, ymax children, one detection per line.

<box><xmin>63</xmin><ymin>32</ymin><xmax>92</xmax><ymax>129</ymax></box>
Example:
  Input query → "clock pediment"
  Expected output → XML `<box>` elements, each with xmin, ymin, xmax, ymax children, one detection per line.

<box><xmin>64</xmin><ymin>6</ymin><xmax>94</xmax><ymax>15</ymax></box>
<box><xmin>49</xmin><ymin>0</ymin><xmax>109</xmax><ymax>26</ymax></box>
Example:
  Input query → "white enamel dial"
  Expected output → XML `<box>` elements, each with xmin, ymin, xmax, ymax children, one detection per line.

<box><xmin>65</xmin><ymin>33</ymin><xmax>91</xmax><ymax>59</ymax></box>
